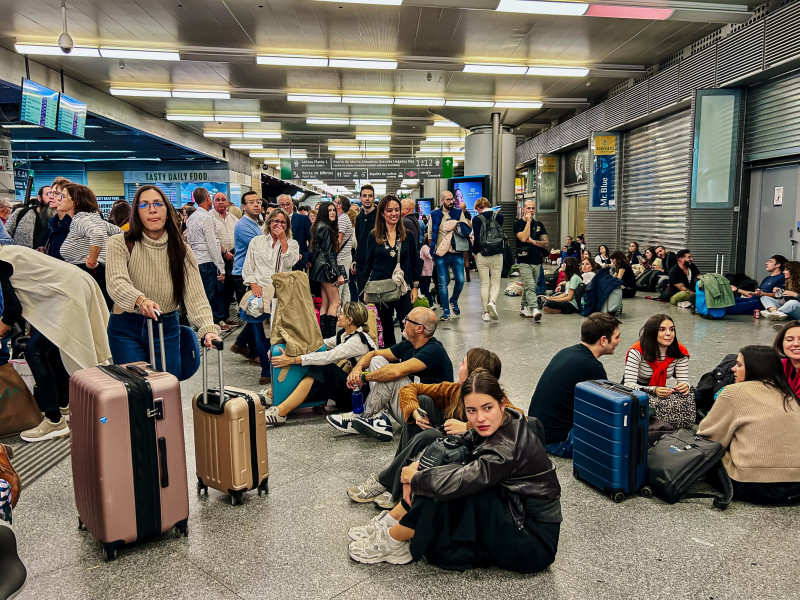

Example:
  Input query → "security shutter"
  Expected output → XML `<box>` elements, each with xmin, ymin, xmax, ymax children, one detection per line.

<box><xmin>620</xmin><ymin>111</ymin><xmax>692</xmax><ymax>252</ymax></box>
<box><xmin>33</xmin><ymin>169</ymin><xmax>87</xmax><ymax>193</ymax></box>
<box><xmin>745</xmin><ymin>71</ymin><xmax>800</xmax><ymax>163</ymax></box>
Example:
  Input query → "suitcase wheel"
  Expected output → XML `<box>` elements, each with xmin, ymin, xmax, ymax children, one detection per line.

<box><xmin>231</xmin><ymin>491</ymin><xmax>244</xmax><ymax>506</ymax></box>
<box><xmin>640</xmin><ymin>486</ymin><xmax>653</xmax><ymax>499</ymax></box>
<box><xmin>611</xmin><ymin>492</ymin><xmax>625</xmax><ymax>503</ymax></box>
<box><xmin>572</xmin><ymin>469</ymin><xmax>580</xmax><ymax>481</ymax></box>
<box><xmin>175</xmin><ymin>519</ymin><xmax>189</xmax><ymax>537</ymax></box>
<box><xmin>312</xmin><ymin>405</ymin><xmax>327</xmax><ymax>415</ymax></box>
<box><xmin>78</xmin><ymin>517</ymin><xmax>86</xmax><ymax>531</ymax></box>
<box><xmin>197</xmin><ymin>477</ymin><xmax>208</xmax><ymax>496</ymax></box>
<box><xmin>257</xmin><ymin>477</ymin><xmax>269</xmax><ymax>496</ymax></box>
<box><xmin>103</xmin><ymin>544</ymin><xmax>120</xmax><ymax>562</ymax></box>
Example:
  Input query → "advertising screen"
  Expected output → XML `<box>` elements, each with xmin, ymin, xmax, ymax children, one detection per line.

<box><xmin>450</xmin><ymin>176</ymin><xmax>488</xmax><ymax>213</ymax></box>
<box><xmin>417</xmin><ymin>198</ymin><xmax>433</xmax><ymax>216</ymax></box>
<box><xmin>57</xmin><ymin>94</ymin><xmax>87</xmax><ymax>137</ymax></box>
<box><xmin>181</xmin><ymin>182</ymin><xmax>229</xmax><ymax>206</ymax></box>
<box><xmin>20</xmin><ymin>78</ymin><xmax>59</xmax><ymax>129</ymax></box>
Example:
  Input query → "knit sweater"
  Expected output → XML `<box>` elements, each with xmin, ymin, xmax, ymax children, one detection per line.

<box><xmin>697</xmin><ymin>380</ymin><xmax>800</xmax><ymax>483</ymax></box>
<box><xmin>105</xmin><ymin>233</ymin><xmax>220</xmax><ymax>338</ymax></box>
<box><xmin>398</xmin><ymin>380</ymin><xmax>520</xmax><ymax>428</ymax></box>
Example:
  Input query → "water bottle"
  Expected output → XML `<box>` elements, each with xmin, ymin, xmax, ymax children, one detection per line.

<box><xmin>351</xmin><ymin>389</ymin><xmax>365</xmax><ymax>415</ymax></box>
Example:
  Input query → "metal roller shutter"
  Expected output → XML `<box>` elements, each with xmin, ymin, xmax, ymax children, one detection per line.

<box><xmin>745</xmin><ymin>71</ymin><xmax>800</xmax><ymax>163</ymax></box>
<box><xmin>33</xmin><ymin>169</ymin><xmax>87</xmax><ymax>193</ymax></box>
<box><xmin>620</xmin><ymin>111</ymin><xmax>692</xmax><ymax>253</ymax></box>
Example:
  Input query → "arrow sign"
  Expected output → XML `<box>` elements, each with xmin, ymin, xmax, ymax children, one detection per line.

<box><xmin>442</xmin><ymin>156</ymin><xmax>454</xmax><ymax>179</ymax></box>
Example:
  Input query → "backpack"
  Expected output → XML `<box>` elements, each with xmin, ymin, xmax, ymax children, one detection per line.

<box><xmin>477</xmin><ymin>211</ymin><xmax>504</xmax><ymax>256</ymax></box>
<box><xmin>647</xmin><ymin>429</ymin><xmax>733</xmax><ymax>509</ymax></box>
<box><xmin>695</xmin><ymin>353</ymin><xmax>737</xmax><ymax>420</ymax></box>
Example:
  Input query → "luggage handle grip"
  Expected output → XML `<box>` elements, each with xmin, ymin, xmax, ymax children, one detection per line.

<box><xmin>201</xmin><ymin>339</ymin><xmax>225</xmax><ymax>405</ymax></box>
<box><xmin>146</xmin><ymin>314</ymin><xmax>167</xmax><ymax>373</ymax></box>
<box><xmin>157</xmin><ymin>437</ymin><xmax>169</xmax><ymax>488</ymax></box>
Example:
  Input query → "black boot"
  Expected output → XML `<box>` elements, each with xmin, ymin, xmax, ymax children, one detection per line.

<box><xmin>0</xmin><ymin>521</ymin><xmax>27</xmax><ymax>600</ymax></box>
<box><xmin>320</xmin><ymin>314</ymin><xmax>336</xmax><ymax>339</ymax></box>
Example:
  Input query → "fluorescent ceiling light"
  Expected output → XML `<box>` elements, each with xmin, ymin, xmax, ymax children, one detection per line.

<box><xmin>356</xmin><ymin>134</ymin><xmax>391</xmax><ymax>141</ymax></box>
<box><xmin>1</xmin><ymin>124</ymin><xmax>39</xmax><ymax>128</ymax></box>
<box><xmin>84</xmin><ymin>157</ymin><xmax>161</xmax><ymax>162</ymax></box>
<box><xmin>249</xmin><ymin>151</ymin><xmax>279</xmax><ymax>157</ymax></box>
<box><xmin>496</xmin><ymin>0</ymin><xmax>589</xmax><ymax>16</ymax></box>
<box><xmin>329</xmin><ymin>58</ymin><xmax>397</xmax><ymax>70</ymax></box>
<box><xmin>307</xmin><ymin>117</ymin><xmax>350</xmax><ymax>125</ymax></box>
<box><xmin>493</xmin><ymin>100</ymin><xmax>544</xmax><ymax>108</ymax></box>
<box><xmin>99</xmin><ymin>48</ymin><xmax>179</xmax><ymax>61</ymax></box>
<box><xmin>315</xmin><ymin>0</ymin><xmax>402</xmax><ymax>4</ymax></box>
<box><xmin>416</xmin><ymin>147</ymin><xmax>443</xmax><ymax>153</ymax></box>
<box><xmin>350</xmin><ymin>118</ymin><xmax>392</xmax><ymax>126</ymax></box>
<box><xmin>329</xmin><ymin>145</ymin><xmax>360</xmax><ymax>151</ymax></box>
<box><xmin>242</xmin><ymin>132</ymin><xmax>282</xmax><ymax>139</ymax></box>
<box><xmin>433</xmin><ymin>121</ymin><xmax>459</xmax><ymax>127</ymax></box>
<box><xmin>394</xmin><ymin>97</ymin><xmax>445</xmax><ymax>106</ymax></box>
<box><xmin>362</xmin><ymin>146</ymin><xmax>390</xmax><ymax>152</ymax></box>
<box><xmin>110</xmin><ymin>88</ymin><xmax>172</xmax><ymax>97</ymax></box>
<box><xmin>257</xmin><ymin>55</ymin><xmax>329</xmax><ymax>67</ymax></box>
<box><xmin>230</xmin><ymin>143</ymin><xmax>264</xmax><ymax>149</ymax></box>
<box><xmin>288</xmin><ymin>94</ymin><xmax>342</xmax><ymax>103</ymax></box>
<box><xmin>425</xmin><ymin>136</ymin><xmax>464</xmax><ymax>142</ymax></box>
<box><xmin>585</xmin><ymin>5</ymin><xmax>673</xmax><ymax>19</ymax></box>
<box><xmin>214</xmin><ymin>115</ymin><xmax>261</xmax><ymax>122</ymax></box>
<box><xmin>12</xmin><ymin>139</ymin><xmax>92</xmax><ymax>143</ymax></box>
<box><xmin>335</xmin><ymin>154</ymin><xmax>366</xmax><ymax>159</ymax></box>
<box><xmin>14</xmin><ymin>149</ymin><xmax>131</xmax><ymax>153</ymax></box>
<box><xmin>203</xmin><ymin>131</ymin><xmax>242</xmax><ymax>138</ymax></box>
<box><xmin>172</xmin><ymin>90</ymin><xmax>231</xmax><ymax>99</ymax></box>
<box><xmin>166</xmin><ymin>114</ymin><xmax>214</xmax><ymax>121</ymax></box>
<box><xmin>279</xmin><ymin>152</ymin><xmax>307</xmax><ymax>158</ymax></box>
<box><xmin>14</xmin><ymin>43</ymin><xmax>100</xmax><ymax>57</ymax></box>
<box><xmin>444</xmin><ymin>100</ymin><xmax>494</xmax><ymax>107</ymax></box>
<box><xmin>343</xmin><ymin>96</ymin><xmax>395</xmax><ymax>105</ymax></box>
<box><xmin>463</xmin><ymin>64</ymin><xmax>527</xmax><ymax>75</ymax></box>
<box><xmin>526</xmin><ymin>66</ymin><xmax>589</xmax><ymax>77</ymax></box>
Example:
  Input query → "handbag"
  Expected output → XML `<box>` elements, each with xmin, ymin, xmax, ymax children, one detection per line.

<box><xmin>178</xmin><ymin>325</ymin><xmax>201</xmax><ymax>381</ymax></box>
<box><xmin>648</xmin><ymin>387</ymin><xmax>696</xmax><ymax>430</ymax></box>
<box><xmin>450</xmin><ymin>224</ymin><xmax>470</xmax><ymax>252</ymax></box>
<box><xmin>0</xmin><ymin>362</ymin><xmax>42</xmax><ymax>437</ymax></box>
<box><xmin>364</xmin><ymin>241</ymin><xmax>403</xmax><ymax>304</ymax></box>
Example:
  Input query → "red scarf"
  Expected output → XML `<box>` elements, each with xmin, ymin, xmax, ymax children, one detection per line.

<box><xmin>627</xmin><ymin>340</ymin><xmax>690</xmax><ymax>387</ymax></box>
<box><xmin>783</xmin><ymin>358</ymin><xmax>800</xmax><ymax>395</ymax></box>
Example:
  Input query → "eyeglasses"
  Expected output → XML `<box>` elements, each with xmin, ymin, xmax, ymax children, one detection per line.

<box><xmin>278</xmin><ymin>203</ymin><xmax>292</xmax><ymax>208</ymax></box>
<box><xmin>271</xmin><ymin>220</ymin><xmax>287</xmax><ymax>226</ymax></box>
<box><xmin>403</xmin><ymin>316</ymin><xmax>424</xmax><ymax>328</ymax></box>
<box><xmin>138</xmin><ymin>201</ymin><xmax>166</xmax><ymax>210</ymax></box>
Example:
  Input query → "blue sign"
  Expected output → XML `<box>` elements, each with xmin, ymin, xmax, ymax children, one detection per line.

<box><xmin>590</xmin><ymin>133</ymin><xmax>619</xmax><ymax>210</ymax></box>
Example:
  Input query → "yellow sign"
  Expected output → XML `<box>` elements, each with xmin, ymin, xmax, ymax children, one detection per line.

<box><xmin>540</xmin><ymin>155</ymin><xmax>557</xmax><ymax>173</ymax></box>
<box><xmin>594</xmin><ymin>135</ymin><xmax>616</xmax><ymax>156</ymax></box>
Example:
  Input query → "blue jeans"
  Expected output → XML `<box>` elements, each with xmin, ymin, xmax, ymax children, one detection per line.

<box><xmin>108</xmin><ymin>311</ymin><xmax>181</xmax><ymax>378</ymax></box>
<box><xmin>198</xmin><ymin>262</ymin><xmax>225</xmax><ymax>323</ymax></box>
<box><xmin>251</xmin><ymin>322</ymin><xmax>271</xmax><ymax>378</ymax></box>
<box><xmin>545</xmin><ymin>429</ymin><xmax>574</xmax><ymax>458</ymax></box>
<box><xmin>434</xmin><ymin>253</ymin><xmax>465</xmax><ymax>314</ymax></box>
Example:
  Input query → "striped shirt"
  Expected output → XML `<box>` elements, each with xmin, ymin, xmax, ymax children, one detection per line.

<box><xmin>212</xmin><ymin>209</ymin><xmax>238</xmax><ymax>253</ymax></box>
<box><xmin>337</xmin><ymin>212</ymin><xmax>353</xmax><ymax>263</ymax></box>
<box><xmin>60</xmin><ymin>212</ymin><xmax>120</xmax><ymax>265</ymax></box>
<box><xmin>186</xmin><ymin>206</ymin><xmax>225</xmax><ymax>272</ymax></box>
<box><xmin>622</xmin><ymin>347</ymin><xmax>690</xmax><ymax>393</ymax></box>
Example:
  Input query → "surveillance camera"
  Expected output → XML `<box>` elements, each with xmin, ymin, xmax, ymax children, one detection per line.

<box><xmin>426</xmin><ymin>71</ymin><xmax>432</xmax><ymax>82</ymax></box>
<box><xmin>119</xmin><ymin>59</ymin><xmax>126</xmax><ymax>70</ymax></box>
<box><xmin>58</xmin><ymin>31</ymin><xmax>74</xmax><ymax>53</ymax></box>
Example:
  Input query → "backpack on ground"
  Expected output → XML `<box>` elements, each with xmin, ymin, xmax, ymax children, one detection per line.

<box><xmin>647</xmin><ymin>429</ymin><xmax>733</xmax><ymax>510</ymax></box>
<box><xmin>477</xmin><ymin>211</ymin><xmax>504</xmax><ymax>256</ymax></box>
<box><xmin>695</xmin><ymin>353</ymin><xmax>737</xmax><ymax>420</ymax></box>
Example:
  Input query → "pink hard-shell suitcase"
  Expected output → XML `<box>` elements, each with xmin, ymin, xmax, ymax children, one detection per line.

<box><xmin>70</xmin><ymin>316</ymin><xmax>189</xmax><ymax>561</ymax></box>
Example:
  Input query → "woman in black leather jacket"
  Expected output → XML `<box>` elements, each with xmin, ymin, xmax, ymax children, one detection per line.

<box><xmin>348</xmin><ymin>369</ymin><xmax>562</xmax><ymax>572</ymax></box>
<box><xmin>309</xmin><ymin>201</ymin><xmax>344</xmax><ymax>337</ymax></box>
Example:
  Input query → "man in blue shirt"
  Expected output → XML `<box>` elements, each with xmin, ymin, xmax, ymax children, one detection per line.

<box><xmin>726</xmin><ymin>254</ymin><xmax>787</xmax><ymax>315</ymax></box>
<box><xmin>230</xmin><ymin>191</ymin><xmax>264</xmax><ymax>361</ymax></box>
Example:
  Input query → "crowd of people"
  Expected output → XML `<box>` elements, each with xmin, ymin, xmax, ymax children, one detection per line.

<box><xmin>1</xmin><ymin>179</ymin><xmax>799</xmax><ymax>590</ymax></box>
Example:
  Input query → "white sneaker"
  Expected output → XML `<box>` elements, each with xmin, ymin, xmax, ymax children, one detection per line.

<box><xmin>766</xmin><ymin>310</ymin><xmax>788</xmax><ymax>320</ymax></box>
<box><xmin>487</xmin><ymin>302</ymin><xmax>499</xmax><ymax>320</ymax></box>
<box><xmin>348</xmin><ymin>527</ymin><xmax>413</xmax><ymax>564</ymax></box>
<box><xmin>20</xmin><ymin>417</ymin><xmax>70</xmax><ymax>443</ymax></box>
<box><xmin>348</xmin><ymin>510</ymin><xmax>391</xmax><ymax>541</ymax></box>
<box><xmin>373</xmin><ymin>491</ymin><xmax>398</xmax><ymax>510</ymax></box>
<box><xmin>481</xmin><ymin>312</ymin><xmax>491</xmax><ymax>322</ymax></box>
<box><xmin>347</xmin><ymin>473</ymin><xmax>386</xmax><ymax>503</ymax></box>
<box><xmin>533</xmin><ymin>308</ymin><xmax>543</xmax><ymax>321</ymax></box>
<box><xmin>520</xmin><ymin>307</ymin><xmax>533</xmax><ymax>318</ymax></box>
<box><xmin>677</xmin><ymin>301</ymin><xmax>691</xmax><ymax>308</ymax></box>
<box><xmin>326</xmin><ymin>412</ymin><xmax>358</xmax><ymax>434</ymax></box>
<box><xmin>264</xmin><ymin>405</ymin><xmax>286</xmax><ymax>425</ymax></box>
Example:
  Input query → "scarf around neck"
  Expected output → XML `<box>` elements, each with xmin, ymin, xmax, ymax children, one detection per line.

<box><xmin>627</xmin><ymin>340</ymin><xmax>690</xmax><ymax>387</ymax></box>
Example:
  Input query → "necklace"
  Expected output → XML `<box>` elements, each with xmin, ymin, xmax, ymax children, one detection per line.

<box><xmin>384</xmin><ymin>236</ymin><xmax>398</xmax><ymax>258</ymax></box>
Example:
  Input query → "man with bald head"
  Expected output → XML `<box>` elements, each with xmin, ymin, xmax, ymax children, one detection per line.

<box><xmin>430</xmin><ymin>190</ymin><xmax>472</xmax><ymax>321</ymax></box>
<box><xmin>401</xmin><ymin>198</ymin><xmax>421</xmax><ymax>245</ymax></box>
<box><xmin>327</xmin><ymin>307</ymin><xmax>453</xmax><ymax>442</ymax></box>
<box><xmin>277</xmin><ymin>193</ymin><xmax>312</xmax><ymax>270</ymax></box>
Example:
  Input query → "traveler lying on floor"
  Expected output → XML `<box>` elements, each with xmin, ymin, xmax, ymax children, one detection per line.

<box><xmin>347</xmin><ymin>370</ymin><xmax>562</xmax><ymax>572</ymax></box>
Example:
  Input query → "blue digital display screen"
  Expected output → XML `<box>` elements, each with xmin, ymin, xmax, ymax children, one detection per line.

<box><xmin>57</xmin><ymin>94</ymin><xmax>87</xmax><ymax>137</ymax></box>
<box><xmin>20</xmin><ymin>78</ymin><xmax>59</xmax><ymax>129</ymax></box>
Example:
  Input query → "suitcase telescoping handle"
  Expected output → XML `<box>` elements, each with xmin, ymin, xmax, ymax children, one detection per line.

<box><xmin>146</xmin><ymin>310</ymin><xmax>167</xmax><ymax>373</ymax></box>
<box><xmin>201</xmin><ymin>339</ymin><xmax>225</xmax><ymax>405</ymax></box>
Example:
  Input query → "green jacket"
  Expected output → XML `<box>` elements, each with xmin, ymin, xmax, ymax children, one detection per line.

<box><xmin>698</xmin><ymin>273</ymin><xmax>735</xmax><ymax>308</ymax></box>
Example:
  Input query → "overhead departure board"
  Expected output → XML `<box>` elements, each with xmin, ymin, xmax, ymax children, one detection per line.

<box><xmin>57</xmin><ymin>94</ymin><xmax>87</xmax><ymax>137</ymax></box>
<box><xmin>20</xmin><ymin>78</ymin><xmax>59</xmax><ymax>129</ymax></box>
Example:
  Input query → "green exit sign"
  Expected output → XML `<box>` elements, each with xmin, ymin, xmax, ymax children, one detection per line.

<box><xmin>442</xmin><ymin>157</ymin><xmax>453</xmax><ymax>179</ymax></box>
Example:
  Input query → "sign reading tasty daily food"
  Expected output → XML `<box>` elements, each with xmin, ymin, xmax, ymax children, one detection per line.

<box><xmin>285</xmin><ymin>157</ymin><xmax>450</xmax><ymax>181</ymax></box>
<box><xmin>123</xmin><ymin>170</ymin><xmax>230</xmax><ymax>183</ymax></box>
<box><xmin>590</xmin><ymin>133</ymin><xmax>619</xmax><ymax>210</ymax></box>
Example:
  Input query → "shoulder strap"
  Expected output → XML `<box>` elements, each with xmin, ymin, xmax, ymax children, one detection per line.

<box><xmin>396</xmin><ymin>240</ymin><xmax>402</xmax><ymax>266</ymax></box>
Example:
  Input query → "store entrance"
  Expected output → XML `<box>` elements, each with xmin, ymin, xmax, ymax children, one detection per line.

<box><xmin>568</xmin><ymin>194</ymin><xmax>588</xmax><ymax>239</ymax></box>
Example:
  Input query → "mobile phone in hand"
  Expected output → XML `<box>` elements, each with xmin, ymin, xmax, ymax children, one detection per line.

<box><xmin>416</xmin><ymin>408</ymin><xmax>428</xmax><ymax>419</ymax></box>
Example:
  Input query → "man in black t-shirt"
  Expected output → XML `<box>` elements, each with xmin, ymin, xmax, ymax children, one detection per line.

<box><xmin>668</xmin><ymin>249</ymin><xmax>699</xmax><ymax>306</ymax></box>
<box><xmin>514</xmin><ymin>200</ymin><xmax>548</xmax><ymax>321</ymax></box>
<box><xmin>528</xmin><ymin>313</ymin><xmax>622</xmax><ymax>457</ymax></box>
<box><xmin>326</xmin><ymin>307</ymin><xmax>453</xmax><ymax>442</ymax></box>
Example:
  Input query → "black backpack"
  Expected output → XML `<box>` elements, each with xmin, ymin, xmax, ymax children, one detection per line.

<box><xmin>647</xmin><ymin>429</ymin><xmax>733</xmax><ymax>509</ymax></box>
<box><xmin>695</xmin><ymin>354</ymin><xmax>737</xmax><ymax>420</ymax></box>
<box><xmin>477</xmin><ymin>211</ymin><xmax>504</xmax><ymax>256</ymax></box>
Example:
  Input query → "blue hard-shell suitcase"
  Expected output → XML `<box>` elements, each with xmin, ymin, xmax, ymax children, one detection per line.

<box><xmin>694</xmin><ymin>282</ymin><xmax>725</xmax><ymax>319</ymax></box>
<box><xmin>270</xmin><ymin>343</ymin><xmax>327</xmax><ymax>409</ymax></box>
<box><xmin>573</xmin><ymin>380</ymin><xmax>651</xmax><ymax>502</ymax></box>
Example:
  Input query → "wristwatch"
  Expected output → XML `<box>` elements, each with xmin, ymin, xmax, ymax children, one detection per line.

<box><xmin>360</xmin><ymin>371</ymin><xmax>369</xmax><ymax>384</ymax></box>
<box><xmin>412</xmin><ymin>282</ymin><xmax>419</xmax><ymax>288</ymax></box>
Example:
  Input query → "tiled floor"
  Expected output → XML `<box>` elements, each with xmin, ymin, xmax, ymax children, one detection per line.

<box><xmin>4</xmin><ymin>279</ymin><xmax>799</xmax><ymax>599</ymax></box>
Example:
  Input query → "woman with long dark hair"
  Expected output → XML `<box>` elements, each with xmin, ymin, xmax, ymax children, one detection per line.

<box><xmin>309</xmin><ymin>200</ymin><xmax>344</xmax><ymax>338</ymax></box>
<box><xmin>106</xmin><ymin>185</ymin><xmax>221</xmax><ymax>378</ymax></box>
<box><xmin>595</xmin><ymin>244</ymin><xmax>611</xmax><ymax>267</ymax></box>
<box><xmin>610</xmin><ymin>250</ymin><xmax>637</xmax><ymax>298</ymax></box>
<box><xmin>623</xmin><ymin>314</ymin><xmax>693</xmax><ymax>428</ymax></box>
<box><xmin>772</xmin><ymin>320</ymin><xmax>800</xmax><ymax>394</ymax></box>
<box><xmin>347</xmin><ymin>369</ymin><xmax>561</xmax><ymax>572</ymax></box>
<box><xmin>627</xmin><ymin>241</ymin><xmax>642</xmax><ymax>265</ymax></box>
<box><xmin>361</xmin><ymin>195</ymin><xmax>420</xmax><ymax>347</ymax></box>
<box><xmin>542</xmin><ymin>257</ymin><xmax>582</xmax><ymax>315</ymax></box>
<box><xmin>698</xmin><ymin>345</ymin><xmax>800</xmax><ymax>505</ymax></box>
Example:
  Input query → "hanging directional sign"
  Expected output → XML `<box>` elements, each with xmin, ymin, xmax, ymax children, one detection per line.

<box><xmin>285</xmin><ymin>157</ymin><xmax>450</xmax><ymax>180</ymax></box>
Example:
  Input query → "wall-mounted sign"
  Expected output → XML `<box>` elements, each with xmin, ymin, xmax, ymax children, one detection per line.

<box><xmin>774</xmin><ymin>186</ymin><xmax>784</xmax><ymax>207</ymax></box>
<box><xmin>281</xmin><ymin>157</ymin><xmax>450</xmax><ymax>181</ymax></box>
<box><xmin>565</xmin><ymin>147</ymin><xmax>590</xmax><ymax>186</ymax></box>
<box><xmin>536</xmin><ymin>154</ymin><xmax>559</xmax><ymax>211</ymax></box>
<box><xmin>123</xmin><ymin>170</ymin><xmax>230</xmax><ymax>183</ymax></box>
<box><xmin>589</xmin><ymin>132</ymin><xmax>620</xmax><ymax>210</ymax></box>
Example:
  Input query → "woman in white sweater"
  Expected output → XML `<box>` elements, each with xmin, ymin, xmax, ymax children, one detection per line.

<box><xmin>267</xmin><ymin>302</ymin><xmax>376</xmax><ymax>424</ymax></box>
<box><xmin>106</xmin><ymin>185</ymin><xmax>221</xmax><ymax>378</ymax></box>
<box><xmin>623</xmin><ymin>314</ymin><xmax>693</xmax><ymax>428</ymax></box>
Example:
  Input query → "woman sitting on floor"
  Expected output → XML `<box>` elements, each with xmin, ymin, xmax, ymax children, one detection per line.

<box><xmin>266</xmin><ymin>301</ymin><xmax>376</xmax><ymax>424</ymax></box>
<box><xmin>698</xmin><ymin>345</ymin><xmax>800</xmax><ymax>505</ymax></box>
<box><xmin>347</xmin><ymin>370</ymin><xmax>562</xmax><ymax>573</ymax></box>
<box><xmin>542</xmin><ymin>257</ymin><xmax>582</xmax><ymax>315</ymax></box>
<box><xmin>773</xmin><ymin>320</ymin><xmax>800</xmax><ymax>395</ymax></box>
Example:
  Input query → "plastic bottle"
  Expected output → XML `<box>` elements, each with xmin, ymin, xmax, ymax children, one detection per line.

<box><xmin>351</xmin><ymin>389</ymin><xmax>365</xmax><ymax>415</ymax></box>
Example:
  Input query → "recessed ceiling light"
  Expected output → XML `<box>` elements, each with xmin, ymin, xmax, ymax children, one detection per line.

<box><xmin>166</xmin><ymin>114</ymin><xmax>215</xmax><ymax>121</ymax></box>
<box><xmin>279</xmin><ymin>152</ymin><xmax>307</xmax><ymax>158</ymax></box>
<box><xmin>343</xmin><ymin>96</ymin><xmax>395</xmax><ymax>105</ymax></box>
<box><xmin>250</xmin><ymin>151</ymin><xmax>279</xmax><ymax>158</ymax></box>
<box><xmin>100</xmin><ymin>48</ymin><xmax>180</xmax><ymax>61</ymax></box>
<box><xmin>307</xmin><ymin>117</ymin><xmax>350</xmax><ymax>125</ymax></box>
<box><xmin>172</xmin><ymin>90</ymin><xmax>231</xmax><ymax>99</ymax></box>
<box><xmin>288</xmin><ymin>94</ymin><xmax>342</xmax><ymax>103</ymax></box>
<box><xmin>585</xmin><ymin>5</ymin><xmax>673</xmax><ymax>19</ymax></box>
<box><xmin>214</xmin><ymin>115</ymin><xmax>261</xmax><ymax>122</ymax></box>
<box><xmin>14</xmin><ymin>43</ymin><xmax>100</xmax><ymax>57</ymax></box>
<box><xmin>496</xmin><ymin>0</ymin><xmax>589</xmax><ymax>16</ymax></box>
<box><xmin>493</xmin><ymin>100</ymin><xmax>544</xmax><ymax>108</ymax></box>
<box><xmin>329</xmin><ymin>58</ymin><xmax>398</xmax><ymax>70</ymax></box>
<box><xmin>110</xmin><ymin>88</ymin><xmax>172</xmax><ymax>97</ymax></box>
<box><xmin>350</xmin><ymin>118</ymin><xmax>393</xmax><ymax>126</ymax></box>
<box><xmin>230</xmin><ymin>143</ymin><xmax>264</xmax><ymax>149</ymax></box>
<box><xmin>329</xmin><ymin>145</ymin><xmax>360</xmax><ymax>151</ymax></box>
<box><xmin>11</xmin><ymin>139</ymin><xmax>93</xmax><ymax>143</ymax></box>
<box><xmin>356</xmin><ymin>134</ymin><xmax>391</xmax><ymax>141</ymax></box>
<box><xmin>526</xmin><ymin>66</ymin><xmax>589</xmax><ymax>77</ymax></box>
<box><xmin>242</xmin><ymin>132</ymin><xmax>282</xmax><ymax>139</ymax></box>
<box><xmin>203</xmin><ymin>131</ymin><xmax>243</xmax><ymax>138</ymax></box>
<box><xmin>257</xmin><ymin>55</ymin><xmax>329</xmax><ymax>67</ymax></box>
<box><xmin>463</xmin><ymin>64</ymin><xmax>528</xmax><ymax>75</ymax></box>
<box><xmin>444</xmin><ymin>100</ymin><xmax>494</xmax><ymax>107</ymax></box>
<box><xmin>394</xmin><ymin>97</ymin><xmax>445</xmax><ymax>106</ymax></box>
